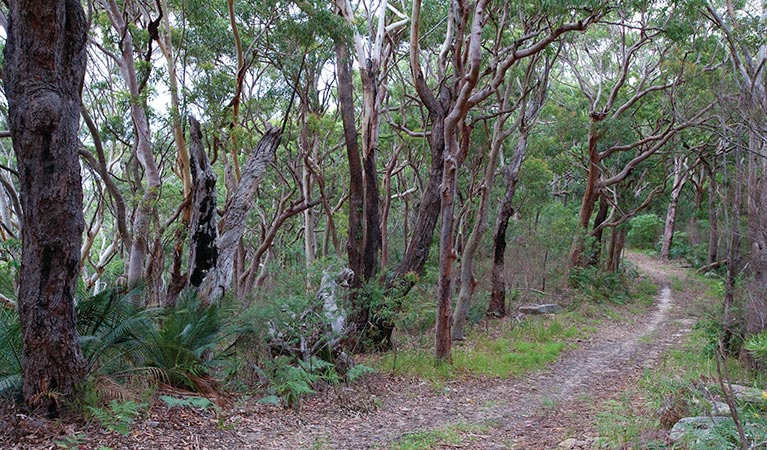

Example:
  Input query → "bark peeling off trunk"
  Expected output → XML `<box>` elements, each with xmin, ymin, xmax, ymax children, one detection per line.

<box><xmin>4</xmin><ymin>0</ymin><xmax>89</xmax><ymax>412</ymax></box>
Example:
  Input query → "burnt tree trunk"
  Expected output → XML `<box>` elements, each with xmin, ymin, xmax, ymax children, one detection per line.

<box><xmin>198</xmin><ymin>126</ymin><xmax>280</xmax><ymax>303</ymax></box>
<box><xmin>187</xmin><ymin>117</ymin><xmax>219</xmax><ymax>288</ymax></box>
<box><xmin>4</xmin><ymin>0</ymin><xmax>89</xmax><ymax>413</ymax></box>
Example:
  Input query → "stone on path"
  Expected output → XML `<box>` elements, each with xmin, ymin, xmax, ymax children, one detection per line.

<box><xmin>557</xmin><ymin>437</ymin><xmax>589</xmax><ymax>449</ymax></box>
<box><xmin>518</xmin><ymin>304</ymin><xmax>563</xmax><ymax>315</ymax></box>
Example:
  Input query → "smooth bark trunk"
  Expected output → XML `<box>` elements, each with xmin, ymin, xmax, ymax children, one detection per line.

<box><xmin>660</xmin><ymin>157</ymin><xmax>688</xmax><ymax>259</ymax></box>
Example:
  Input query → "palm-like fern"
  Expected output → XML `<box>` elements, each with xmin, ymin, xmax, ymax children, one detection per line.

<box><xmin>133</xmin><ymin>290</ymin><xmax>224</xmax><ymax>393</ymax></box>
<box><xmin>0</xmin><ymin>307</ymin><xmax>22</xmax><ymax>397</ymax></box>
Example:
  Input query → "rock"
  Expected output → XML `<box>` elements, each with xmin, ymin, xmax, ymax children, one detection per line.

<box><xmin>669</xmin><ymin>416</ymin><xmax>731</xmax><ymax>442</ymax></box>
<box><xmin>518</xmin><ymin>304</ymin><xmax>563</xmax><ymax>315</ymax></box>
<box><xmin>557</xmin><ymin>438</ymin><xmax>588</xmax><ymax>448</ymax></box>
<box><xmin>710</xmin><ymin>401</ymin><xmax>731</xmax><ymax>416</ymax></box>
<box><xmin>728</xmin><ymin>384</ymin><xmax>766</xmax><ymax>403</ymax></box>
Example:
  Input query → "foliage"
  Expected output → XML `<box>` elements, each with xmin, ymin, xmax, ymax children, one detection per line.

<box><xmin>260</xmin><ymin>355</ymin><xmax>341</xmax><ymax>410</ymax></box>
<box><xmin>373</xmin><ymin>314</ymin><xmax>580</xmax><ymax>381</ymax></box>
<box><xmin>0</xmin><ymin>307</ymin><xmax>22</xmax><ymax>397</ymax></box>
<box><xmin>159</xmin><ymin>395</ymin><xmax>217</xmax><ymax>411</ymax></box>
<box><xmin>745</xmin><ymin>331</ymin><xmax>767</xmax><ymax>366</ymax></box>
<box><xmin>627</xmin><ymin>214</ymin><xmax>664</xmax><ymax>250</ymax></box>
<box><xmin>85</xmin><ymin>399</ymin><xmax>145</xmax><ymax>435</ymax></box>
<box><xmin>134</xmin><ymin>290</ymin><xmax>225</xmax><ymax>392</ymax></box>
<box><xmin>568</xmin><ymin>266</ymin><xmax>632</xmax><ymax>304</ymax></box>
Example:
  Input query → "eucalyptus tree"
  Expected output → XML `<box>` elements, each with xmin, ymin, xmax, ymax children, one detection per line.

<box><xmin>95</xmin><ymin>0</ymin><xmax>164</xmax><ymax>293</ymax></box>
<box><xmin>564</xmin><ymin>6</ymin><xmax>713</xmax><ymax>268</ymax></box>
<box><xmin>704</xmin><ymin>0</ymin><xmax>767</xmax><ymax>361</ymax></box>
<box><xmin>3</xmin><ymin>0</ymin><xmax>89</xmax><ymax>412</ymax></box>
<box><xmin>409</xmin><ymin>0</ymin><xmax>606</xmax><ymax>361</ymax></box>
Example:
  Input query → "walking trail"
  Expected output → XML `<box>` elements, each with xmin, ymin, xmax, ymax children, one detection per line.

<box><xmin>3</xmin><ymin>253</ymin><xmax>700</xmax><ymax>449</ymax></box>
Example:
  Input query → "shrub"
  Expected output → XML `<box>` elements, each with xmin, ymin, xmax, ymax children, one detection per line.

<box><xmin>628</xmin><ymin>214</ymin><xmax>664</xmax><ymax>249</ymax></box>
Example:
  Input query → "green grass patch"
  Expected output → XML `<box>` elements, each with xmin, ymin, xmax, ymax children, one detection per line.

<box><xmin>389</xmin><ymin>423</ymin><xmax>489</xmax><ymax>450</ymax></box>
<box><xmin>372</xmin><ymin>315</ymin><xmax>579</xmax><ymax>381</ymax></box>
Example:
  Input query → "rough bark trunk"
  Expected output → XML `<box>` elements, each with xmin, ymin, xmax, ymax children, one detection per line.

<box><xmin>334</xmin><ymin>39</ymin><xmax>366</xmax><ymax>329</ymax></box>
<box><xmin>198</xmin><ymin>127</ymin><xmax>280</xmax><ymax>303</ymax></box>
<box><xmin>4</xmin><ymin>0</ymin><xmax>89</xmax><ymax>413</ymax></box>
<box><xmin>187</xmin><ymin>117</ymin><xmax>219</xmax><ymax>288</ymax></box>
<box><xmin>360</xmin><ymin>68</ymin><xmax>382</xmax><ymax>282</ymax></box>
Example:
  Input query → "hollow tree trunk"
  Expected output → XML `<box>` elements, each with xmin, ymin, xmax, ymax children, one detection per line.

<box><xmin>4</xmin><ymin>0</ymin><xmax>89</xmax><ymax>413</ymax></box>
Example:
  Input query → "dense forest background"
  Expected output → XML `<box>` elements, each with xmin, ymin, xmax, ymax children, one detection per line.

<box><xmin>0</xmin><ymin>0</ymin><xmax>766</xmax><ymax>428</ymax></box>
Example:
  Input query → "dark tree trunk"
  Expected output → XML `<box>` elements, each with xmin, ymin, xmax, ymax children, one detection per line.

<box><xmin>187</xmin><ymin>117</ymin><xmax>219</xmax><ymax>288</ymax></box>
<box><xmin>334</xmin><ymin>40</ymin><xmax>370</xmax><ymax>339</ymax></box>
<box><xmin>392</xmin><ymin>110</ymin><xmax>446</xmax><ymax>282</ymax></box>
<box><xmin>4</xmin><ymin>0</ymin><xmax>89</xmax><ymax>413</ymax></box>
<box><xmin>488</xmin><ymin>135</ymin><xmax>526</xmax><ymax>317</ymax></box>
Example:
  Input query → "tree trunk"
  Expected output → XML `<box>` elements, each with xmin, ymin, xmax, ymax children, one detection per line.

<box><xmin>745</xmin><ymin>130</ymin><xmax>767</xmax><ymax>362</ymax></box>
<box><xmin>589</xmin><ymin>193</ymin><xmax>610</xmax><ymax>266</ymax></box>
<box><xmin>198</xmin><ymin>127</ymin><xmax>280</xmax><ymax>303</ymax></box>
<box><xmin>707</xmin><ymin>162</ymin><xmax>719</xmax><ymax>265</ymax></box>
<box><xmin>660</xmin><ymin>156</ymin><xmax>688</xmax><ymax>259</ymax></box>
<box><xmin>187</xmin><ymin>117</ymin><xmax>219</xmax><ymax>288</ymax></box>
<box><xmin>723</xmin><ymin>142</ymin><xmax>744</xmax><ymax>351</ymax></box>
<box><xmin>4</xmin><ymin>0</ymin><xmax>89</xmax><ymax>413</ymax></box>
<box><xmin>334</xmin><ymin>39</ymin><xmax>366</xmax><ymax>332</ymax></box>
<box><xmin>607</xmin><ymin>227</ymin><xmax>626</xmax><ymax>273</ymax></box>
<box><xmin>570</xmin><ymin>119</ymin><xmax>602</xmax><ymax>268</ymax></box>
<box><xmin>100</xmin><ymin>0</ymin><xmax>162</xmax><ymax>292</ymax></box>
<box><xmin>360</xmin><ymin>67</ymin><xmax>382</xmax><ymax>282</ymax></box>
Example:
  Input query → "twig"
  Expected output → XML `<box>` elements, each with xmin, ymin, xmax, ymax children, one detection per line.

<box><xmin>715</xmin><ymin>341</ymin><xmax>748</xmax><ymax>450</ymax></box>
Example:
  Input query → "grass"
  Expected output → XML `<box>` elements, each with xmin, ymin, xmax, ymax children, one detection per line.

<box><xmin>388</xmin><ymin>423</ymin><xmax>490</xmax><ymax>450</ymax></box>
<box><xmin>592</xmin><ymin>271</ymin><xmax>767</xmax><ymax>449</ymax></box>
<box><xmin>370</xmin><ymin>314</ymin><xmax>581</xmax><ymax>381</ymax></box>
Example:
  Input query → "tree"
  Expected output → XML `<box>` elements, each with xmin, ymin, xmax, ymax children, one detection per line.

<box><xmin>3</xmin><ymin>0</ymin><xmax>89</xmax><ymax>412</ymax></box>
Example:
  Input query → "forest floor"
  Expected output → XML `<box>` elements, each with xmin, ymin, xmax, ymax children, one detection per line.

<box><xmin>2</xmin><ymin>253</ymin><xmax>702</xmax><ymax>450</ymax></box>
